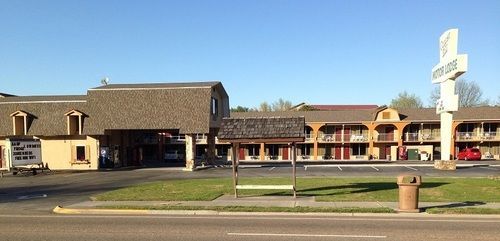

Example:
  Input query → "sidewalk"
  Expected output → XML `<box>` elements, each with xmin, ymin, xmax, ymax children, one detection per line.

<box><xmin>66</xmin><ymin>195</ymin><xmax>500</xmax><ymax>211</ymax></box>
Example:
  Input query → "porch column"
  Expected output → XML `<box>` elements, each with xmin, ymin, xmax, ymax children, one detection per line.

<box><xmin>364</xmin><ymin>123</ymin><xmax>376</xmax><ymax>159</ymax></box>
<box><xmin>184</xmin><ymin>134</ymin><xmax>196</xmax><ymax>171</ymax></box>
<box><xmin>309</xmin><ymin>124</ymin><xmax>323</xmax><ymax>161</ymax></box>
<box><xmin>206</xmin><ymin>129</ymin><xmax>216</xmax><ymax>165</ymax></box>
<box><xmin>259</xmin><ymin>143</ymin><xmax>265</xmax><ymax>160</ymax></box>
<box><xmin>395</xmin><ymin>122</ymin><xmax>409</xmax><ymax>147</ymax></box>
<box><xmin>451</xmin><ymin>121</ymin><xmax>462</xmax><ymax>159</ymax></box>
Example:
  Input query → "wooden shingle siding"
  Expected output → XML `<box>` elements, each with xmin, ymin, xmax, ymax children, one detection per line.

<box><xmin>218</xmin><ymin>117</ymin><xmax>305</xmax><ymax>141</ymax></box>
<box><xmin>0</xmin><ymin>96</ymin><xmax>88</xmax><ymax>136</ymax></box>
<box><xmin>0</xmin><ymin>82</ymin><xmax>229</xmax><ymax>136</ymax></box>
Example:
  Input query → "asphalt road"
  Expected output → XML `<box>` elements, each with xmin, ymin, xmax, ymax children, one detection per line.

<box><xmin>0</xmin><ymin>162</ymin><xmax>498</xmax><ymax>215</ymax></box>
<box><xmin>0</xmin><ymin>213</ymin><xmax>499</xmax><ymax>241</ymax></box>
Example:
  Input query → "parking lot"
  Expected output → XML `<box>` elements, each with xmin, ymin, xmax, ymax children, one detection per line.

<box><xmin>234</xmin><ymin>161</ymin><xmax>500</xmax><ymax>177</ymax></box>
<box><xmin>0</xmin><ymin>161</ymin><xmax>498</xmax><ymax>215</ymax></box>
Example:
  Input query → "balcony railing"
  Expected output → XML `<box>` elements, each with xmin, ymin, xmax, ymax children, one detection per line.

<box><xmin>317</xmin><ymin>134</ymin><xmax>336</xmax><ymax>142</ymax></box>
<box><xmin>481</xmin><ymin>132</ymin><xmax>498</xmax><ymax>140</ymax></box>
<box><xmin>349</xmin><ymin>134</ymin><xmax>369</xmax><ymax>142</ymax></box>
<box><xmin>405</xmin><ymin>133</ymin><xmax>419</xmax><ymax>142</ymax></box>
<box><xmin>376</xmin><ymin>133</ymin><xmax>397</xmax><ymax>142</ymax></box>
<box><xmin>166</xmin><ymin>135</ymin><xmax>186</xmax><ymax>143</ymax></box>
<box><xmin>304</xmin><ymin>134</ymin><xmax>315</xmax><ymax>142</ymax></box>
<box><xmin>404</xmin><ymin>133</ymin><xmax>440</xmax><ymax>142</ymax></box>
<box><xmin>196</xmin><ymin>134</ymin><xmax>207</xmax><ymax>143</ymax></box>
<box><xmin>456</xmin><ymin>132</ymin><xmax>477</xmax><ymax>141</ymax></box>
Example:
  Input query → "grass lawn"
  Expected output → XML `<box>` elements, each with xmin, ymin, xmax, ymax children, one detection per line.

<box><xmin>99</xmin><ymin>205</ymin><xmax>395</xmax><ymax>213</ymax></box>
<box><xmin>94</xmin><ymin>177</ymin><xmax>500</xmax><ymax>203</ymax></box>
<box><xmin>426</xmin><ymin>207</ymin><xmax>500</xmax><ymax>215</ymax></box>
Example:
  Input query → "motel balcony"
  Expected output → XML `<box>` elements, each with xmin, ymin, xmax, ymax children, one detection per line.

<box><xmin>317</xmin><ymin>134</ymin><xmax>339</xmax><ymax>142</ymax></box>
<box><xmin>346</xmin><ymin>134</ymin><xmax>369</xmax><ymax>143</ymax></box>
<box><xmin>375</xmin><ymin>133</ymin><xmax>397</xmax><ymax>142</ymax></box>
<box><xmin>404</xmin><ymin>132</ymin><xmax>441</xmax><ymax>142</ymax></box>
<box><xmin>317</xmin><ymin>133</ymin><xmax>368</xmax><ymax>143</ymax></box>
<box><xmin>165</xmin><ymin>135</ymin><xmax>186</xmax><ymax>144</ymax></box>
<box><xmin>480</xmin><ymin>132</ymin><xmax>499</xmax><ymax>141</ymax></box>
<box><xmin>304</xmin><ymin>133</ymin><xmax>315</xmax><ymax>142</ymax></box>
<box><xmin>456</xmin><ymin>132</ymin><xmax>479</xmax><ymax>141</ymax></box>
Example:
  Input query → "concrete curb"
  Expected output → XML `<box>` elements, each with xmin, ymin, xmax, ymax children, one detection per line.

<box><xmin>52</xmin><ymin>206</ymin><xmax>500</xmax><ymax>219</ymax></box>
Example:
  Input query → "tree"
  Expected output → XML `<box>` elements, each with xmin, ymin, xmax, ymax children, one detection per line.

<box><xmin>259</xmin><ymin>102</ymin><xmax>272</xmax><ymax>112</ymax></box>
<box><xmin>429</xmin><ymin>79</ymin><xmax>489</xmax><ymax>107</ymax></box>
<box><xmin>230</xmin><ymin>106</ymin><xmax>251</xmax><ymax>112</ymax></box>
<box><xmin>271</xmin><ymin>98</ymin><xmax>293</xmax><ymax>111</ymax></box>
<box><xmin>390</xmin><ymin>91</ymin><xmax>423</xmax><ymax>109</ymax></box>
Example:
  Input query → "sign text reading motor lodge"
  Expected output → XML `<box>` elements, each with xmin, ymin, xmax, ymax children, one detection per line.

<box><xmin>432</xmin><ymin>58</ymin><xmax>458</xmax><ymax>81</ymax></box>
<box><xmin>431</xmin><ymin>54</ymin><xmax>467</xmax><ymax>84</ymax></box>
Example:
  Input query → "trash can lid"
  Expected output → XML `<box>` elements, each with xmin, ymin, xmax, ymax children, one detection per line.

<box><xmin>397</xmin><ymin>175</ymin><xmax>422</xmax><ymax>185</ymax></box>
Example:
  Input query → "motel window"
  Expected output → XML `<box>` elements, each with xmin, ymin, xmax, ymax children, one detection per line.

<box><xmin>76</xmin><ymin>146</ymin><xmax>86</xmax><ymax>161</ymax></box>
<box><xmin>352</xmin><ymin>144</ymin><xmax>367</xmax><ymax>156</ymax></box>
<box><xmin>211</xmin><ymin>97</ymin><xmax>219</xmax><ymax>119</ymax></box>
<box><xmin>10</xmin><ymin>111</ymin><xmax>30</xmax><ymax>135</ymax></box>
<box><xmin>484</xmin><ymin>123</ymin><xmax>497</xmax><ymax>133</ymax></box>
<box><xmin>72</xmin><ymin>145</ymin><xmax>90</xmax><ymax>163</ymax></box>
<box><xmin>65</xmin><ymin>110</ymin><xmax>85</xmax><ymax>135</ymax></box>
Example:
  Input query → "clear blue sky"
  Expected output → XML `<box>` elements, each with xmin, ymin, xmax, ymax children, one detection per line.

<box><xmin>1</xmin><ymin>0</ymin><xmax>499</xmax><ymax>108</ymax></box>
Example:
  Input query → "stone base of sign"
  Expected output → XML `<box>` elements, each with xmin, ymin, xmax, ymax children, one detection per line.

<box><xmin>434</xmin><ymin>160</ymin><xmax>457</xmax><ymax>170</ymax></box>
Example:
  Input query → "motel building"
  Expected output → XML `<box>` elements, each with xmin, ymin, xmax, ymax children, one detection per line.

<box><xmin>0</xmin><ymin>82</ymin><xmax>229</xmax><ymax>171</ymax></box>
<box><xmin>229</xmin><ymin>106</ymin><xmax>500</xmax><ymax>162</ymax></box>
<box><xmin>0</xmin><ymin>81</ymin><xmax>499</xmax><ymax>171</ymax></box>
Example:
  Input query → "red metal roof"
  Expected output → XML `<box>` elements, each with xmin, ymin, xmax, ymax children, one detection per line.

<box><xmin>309</xmin><ymin>105</ymin><xmax>378</xmax><ymax>111</ymax></box>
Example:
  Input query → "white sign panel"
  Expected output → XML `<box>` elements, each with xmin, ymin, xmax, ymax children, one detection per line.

<box><xmin>431</xmin><ymin>55</ymin><xmax>468</xmax><ymax>84</ymax></box>
<box><xmin>436</xmin><ymin>95</ymin><xmax>458</xmax><ymax>114</ymax></box>
<box><xmin>9</xmin><ymin>139</ymin><xmax>42</xmax><ymax>166</ymax></box>
<box><xmin>431</xmin><ymin>29</ymin><xmax>468</xmax><ymax>84</ymax></box>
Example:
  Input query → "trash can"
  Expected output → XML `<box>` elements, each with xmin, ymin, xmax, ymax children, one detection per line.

<box><xmin>397</xmin><ymin>175</ymin><xmax>421</xmax><ymax>212</ymax></box>
<box><xmin>420</xmin><ymin>152</ymin><xmax>428</xmax><ymax>161</ymax></box>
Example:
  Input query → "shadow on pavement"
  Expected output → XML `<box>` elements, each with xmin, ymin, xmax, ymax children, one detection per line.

<box><xmin>423</xmin><ymin>201</ymin><xmax>486</xmax><ymax>210</ymax></box>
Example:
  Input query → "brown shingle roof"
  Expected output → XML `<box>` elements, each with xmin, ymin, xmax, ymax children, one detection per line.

<box><xmin>0</xmin><ymin>101</ymin><xmax>88</xmax><ymax>136</ymax></box>
<box><xmin>84</xmin><ymin>81</ymin><xmax>228</xmax><ymax>134</ymax></box>
<box><xmin>218</xmin><ymin>117</ymin><xmax>305</xmax><ymax>141</ymax></box>
<box><xmin>90</xmin><ymin>81</ymin><xmax>221</xmax><ymax>90</ymax></box>
<box><xmin>231</xmin><ymin>110</ymin><xmax>374</xmax><ymax>123</ymax></box>
<box><xmin>0</xmin><ymin>95</ymin><xmax>86</xmax><ymax>103</ymax></box>
<box><xmin>231</xmin><ymin>106</ymin><xmax>500</xmax><ymax>123</ymax></box>
<box><xmin>398</xmin><ymin>107</ymin><xmax>500</xmax><ymax>122</ymax></box>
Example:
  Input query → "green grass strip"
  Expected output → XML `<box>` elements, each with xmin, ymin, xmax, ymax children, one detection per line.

<box><xmin>94</xmin><ymin>177</ymin><xmax>500</xmax><ymax>202</ymax></box>
<box><xmin>99</xmin><ymin>205</ymin><xmax>395</xmax><ymax>213</ymax></box>
<box><xmin>426</xmin><ymin>207</ymin><xmax>500</xmax><ymax>215</ymax></box>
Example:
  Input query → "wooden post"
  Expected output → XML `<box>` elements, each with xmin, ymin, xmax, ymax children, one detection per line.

<box><xmin>232</xmin><ymin>142</ymin><xmax>239</xmax><ymax>198</ymax></box>
<box><xmin>292</xmin><ymin>142</ymin><xmax>297</xmax><ymax>198</ymax></box>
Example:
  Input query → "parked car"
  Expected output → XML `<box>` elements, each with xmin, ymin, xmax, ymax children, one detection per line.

<box><xmin>164</xmin><ymin>150</ymin><xmax>184</xmax><ymax>161</ymax></box>
<box><xmin>457</xmin><ymin>148</ymin><xmax>481</xmax><ymax>161</ymax></box>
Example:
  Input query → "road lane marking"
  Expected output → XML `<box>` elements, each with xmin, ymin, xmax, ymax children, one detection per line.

<box><xmin>479</xmin><ymin>167</ymin><xmax>498</xmax><ymax>171</ymax></box>
<box><xmin>268</xmin><ymin>167</ymin><xmax>276</xmax><ymax>171</ymax></box>
<box><xmin>338</xmin><ymin>166</ymin><xmax>343</xmax><ymax>171</ymax></box>
<box><xmin>17</xmin><ymin>194</ymin><xmax>47</xmax><ymax>200</ymax></box>
<box><xmin>227</xmin><ymin>232</ymin><xmax>387</xmax><ymax>239</ymax></box>
<box><xmin>405</xmin><ymin>166</ymin><xmax>418</xmax><ymax>171</ymax></box>
<box><xmin>371</xmin><ymin>166</ymin><xmax>379</xmax><ymax>171</ymax></box>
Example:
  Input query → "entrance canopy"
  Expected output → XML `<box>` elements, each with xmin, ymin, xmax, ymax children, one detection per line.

<box><xmin>218</xmin><ymin>116</ymin><xmax>305</xmax><ymax>198</ymax></box>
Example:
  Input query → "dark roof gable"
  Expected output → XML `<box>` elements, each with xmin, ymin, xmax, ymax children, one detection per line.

<box><xmin>218</xmin><ymin>117</ymin><xmax>305</xmax><ymax>141</ymax></box>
